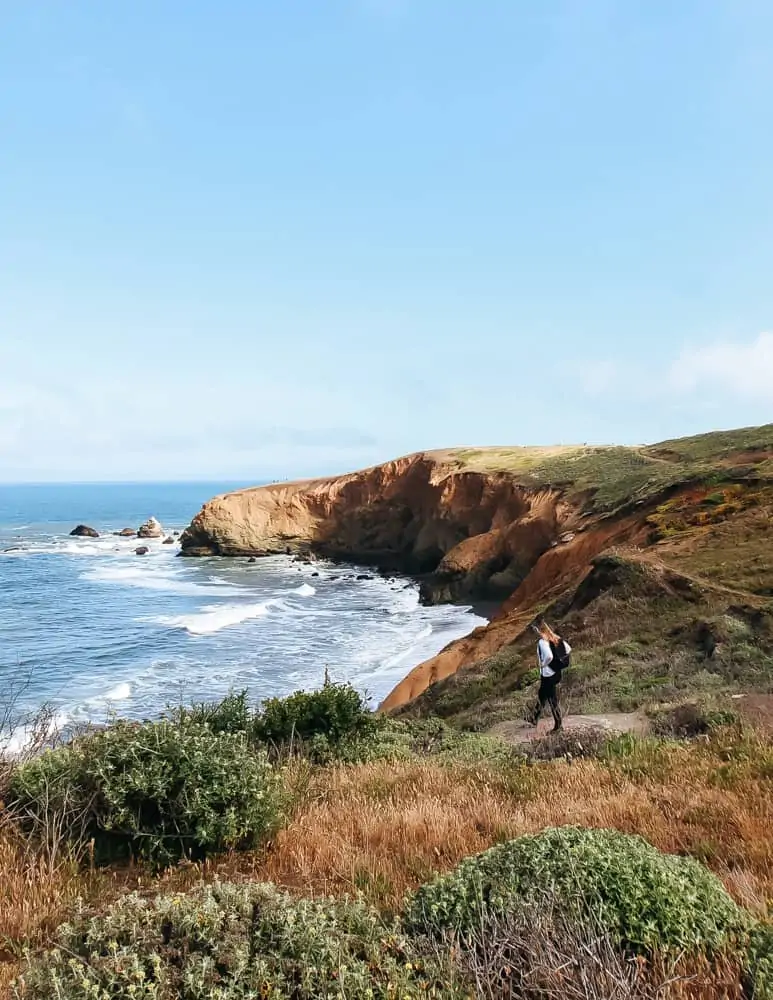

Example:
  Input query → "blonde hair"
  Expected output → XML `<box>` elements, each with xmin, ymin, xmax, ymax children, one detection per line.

<box><xmin>539</xmin><ymin>622</ymin><xmax>561</xmax><ymax>644</ymax></box>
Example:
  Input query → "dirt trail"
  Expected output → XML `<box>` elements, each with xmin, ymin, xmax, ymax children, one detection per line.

<box><xmin>490</xmin><ymin>712</ymin><xmax>649</xmax><ymax>745</ymax></box>
<box><xmin>624</xmin><ymin>548</ymin><xmax>764</xmax><ymax>603</ymax></box>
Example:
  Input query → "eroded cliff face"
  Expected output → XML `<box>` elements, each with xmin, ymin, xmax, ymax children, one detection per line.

<box><xmin>181</xmin><ymin>428</ymin><xmax>773</xmax><ymax>713</ymax></box>
<box><xmin>378</xmin><ymin>512</ymin><xmax>646</xmax><ymax>710</ymax></box>
<box><xmin>180</xmin><ymin>453</ymin><xmax>582</xmax><ymax>604</ymax></box>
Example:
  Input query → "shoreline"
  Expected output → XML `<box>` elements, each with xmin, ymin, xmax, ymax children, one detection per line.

<box><xmin>0</xmin><ymin>537</ymin><xmax>489</xmax><ymax>751</ymax></box>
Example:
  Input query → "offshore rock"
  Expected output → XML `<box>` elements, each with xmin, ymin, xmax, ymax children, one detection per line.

<box><xmin>137</xmin><ymin>517</ymin><xmax>163</xmax><ymax>539</ymax></box>
<box><xmin>70</xmin><ymin>525</ymin><xmax>99</xmax><ymax>538</ymax></box>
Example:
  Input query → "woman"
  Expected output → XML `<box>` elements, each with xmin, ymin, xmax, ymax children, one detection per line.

<box><xmin>527</xmin><ymin>621</ymin><xmax>571</xmax><ymax>732</ymax></box>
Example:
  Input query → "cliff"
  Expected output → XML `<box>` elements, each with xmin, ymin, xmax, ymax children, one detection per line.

<box><xmin>180</xmin><ymin>450</ymin><xmax>585</xmax><ymax>603</ymax></box>
<box><xmin>181</xmin><ymin>425</ymin><xmax>773</xmax><ymax>713</ymax></box>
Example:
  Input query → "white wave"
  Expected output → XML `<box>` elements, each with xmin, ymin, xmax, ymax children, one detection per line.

<box><xmin>0</xmin><ymin>711</ymin><xmax>71</xmax><ymax>757</ymax></box>
<box><xmin>97</xmin><ymin>682</ymin><xmax>132</xmax><ymax>703</ymax></box>
<box><xmin>269</xmin><ymin>597</ymin><xmax>329</xmax><ymax>618</ymax></box>
<box><xmin>292</xmin><ymin>583</ymin><xmax>316</xmax><ymax>597</ymax></box>
<box><xmin>156</xmin><ymin>600</ymin><xmax>274</xmax><ymax>635</ymax></box>
<box><xmin>381</xmin><ymin>624</ymin><xmax>434</xmax><ymax>669</ymax></box>
<box><xmin>83</xmin><ymin>563</ymin><xmax>244</xmax><ymax>597</ymax></box>
<box><xmin>4</xmin><ymin>533</ymin><xmax>175</xmax><ymax>558</ymax></box>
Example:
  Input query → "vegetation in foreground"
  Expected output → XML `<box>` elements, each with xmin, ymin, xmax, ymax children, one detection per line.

<box><xmin>2</xmin><ymin>682</ymin><xmax>773</xmax><ymax>997</ymax></box>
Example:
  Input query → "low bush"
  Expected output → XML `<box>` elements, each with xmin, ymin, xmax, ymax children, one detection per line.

<box><xmin>403</xmin><ymin>717</ymin><xmax>524</xmax><ymax>767</ymax></box>
<box><xmin>254</xmin><ymin>680</ymin><xmax>375</xmax><ymax>751</ymax></box>
<box><xmin>8</xmin><ymin>719</ymin><xmax>284</xmax><ymax>866</ymax></box>
<box><xmin>314</xmin><ymin>717</ymin><xmax>524</xmax><ymax>768</ymax></box>
<box><xmin>405</xmin><ymin>826</ymin><xmax>748</xmax><ymax>955</ymax></box>
<box><xmin>649</xmin><ymin>702</ymin><xmax>740</xmax><ymax>739</ymax></box>
<box><xmin>747</xmin><ymin>922</ymin><xmax>773</xmax><ymax>999</ymax></box>
<box><xmin>524</xmin><ymin>725</ymin><xmax>612</xmax><ymax>762</ymax></box>
<box><xmin>172</xmin><ymin>689</ymin><xmax>253</xmax><ymax>735</ymax></box>
<box><xmin>450</xmin><ymin>897</ymin><xmax>744</xmax><ymax>1000</ymax></box>
<box><xmin>16</xmin><ymin>881</ymin><xmax>457</xmax><ymax>1000</ymax></box>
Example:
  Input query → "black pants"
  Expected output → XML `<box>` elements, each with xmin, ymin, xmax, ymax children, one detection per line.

<box><xmin>529</xmin><ymin>674</ymin><xmax>562</xmax><ymax>728</ymax></box>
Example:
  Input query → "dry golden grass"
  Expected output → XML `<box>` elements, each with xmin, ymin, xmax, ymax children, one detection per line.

<box><xmin>0</xmin><ymin>831</ymin><xmax>90</xmax><ymax>997</ymax></box>
<box><xmin>2</xmin><ymin>731</ymin><xmax>772</xmax><ymax>997</ymax></box>
<box><xmin>259</xmin><ymin>735</ymin><xmax>773</xmax><ymax>913</ymax></box>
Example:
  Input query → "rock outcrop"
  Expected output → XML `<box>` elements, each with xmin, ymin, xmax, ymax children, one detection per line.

<box><xmin>138</xmin><ymin>517</ymin><xmax>163</xmax><ymax>539</ymax></box>
<box><xmin>115</xmin><ymin>528</ymin><xmax>136</xmax><ymax>537</ymax></box>
<box><xmin>70</xmin><ymin>525</ymin><xmax>99</xmax><ymax>538</ymax></box>
<box><xmin>181</xmin><ymin>453</ymin><xmax>582</xmax><ymax>604</ymax></box>
<box><xmin>179</xmin><ymin>426</ymin><xmax>773</xmax><ymax>713</ymax></box>
<box><xmin>135</xmin><ymin>546</ymin><xmax>149</xmax><ymax>556</ymax></box>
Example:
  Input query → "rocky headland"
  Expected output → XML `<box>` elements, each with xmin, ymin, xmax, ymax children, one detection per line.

<box><xmin>180</xmin><ymin>425</ymin><xmax>773</xmax><ymax>713</ymax></box>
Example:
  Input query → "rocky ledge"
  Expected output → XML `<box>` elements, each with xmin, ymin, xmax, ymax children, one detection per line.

<box><xmin>179</xmin><ymin>428</ymin><xmax>773</xmax><ymax>710</ymax></box>
<box><xmin>179</xmin><ymin>452</ymin><xmax>589</xmax><ymax>604</ymax></box>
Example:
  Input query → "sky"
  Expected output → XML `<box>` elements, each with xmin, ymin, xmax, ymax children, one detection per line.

<box><xmin>1</xmin><ymin>1</ymin><xmax>772</xmax><ymax>482</ymax></box>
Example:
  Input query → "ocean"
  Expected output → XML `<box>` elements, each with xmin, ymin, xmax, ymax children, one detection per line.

<box><xmin>0</xmin><ymin>482</ymin><xmax>485</xmax><ymax>747</ymax></box>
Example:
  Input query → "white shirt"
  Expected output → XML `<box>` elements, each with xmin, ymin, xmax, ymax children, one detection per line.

<box><xmin>538</xmin><ymin>637</ymin><xmax>571</xmax><ymax>678</ymax></box>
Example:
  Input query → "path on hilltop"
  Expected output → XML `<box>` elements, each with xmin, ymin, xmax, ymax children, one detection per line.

<box><xmin>490</xmin><ymin>712</ymin><xmax>649</xmax><ymax>745</ymax></box>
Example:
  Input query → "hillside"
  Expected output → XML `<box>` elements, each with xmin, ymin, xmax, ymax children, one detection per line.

<box><xmin>182</xmin><ymin>423</ymin><xmax>773</xmax><ymax>717</ymax></box>
<box><xmin>3</xmin><ymin>422</ymin><xmax>773</xmax><ymax>998</ymax></box>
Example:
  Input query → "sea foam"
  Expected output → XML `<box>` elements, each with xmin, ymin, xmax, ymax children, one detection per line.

<box><xmin>83</xmin><ymin>563</ymin><xmax>244</xmax><ymax>597</ymax></box>
<box><xmin>156</xmin><ymin>601</ymin><xmax>275</xmax><ymax>635</ymax></box>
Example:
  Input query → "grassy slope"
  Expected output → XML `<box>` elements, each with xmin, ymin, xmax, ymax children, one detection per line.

<box><xmin>4</xmin><ymin>423</ymin><xmax>773</xmax><ymax>997</ymax></box>
<box><xmin>447</xmin><ymin>422</ymin><xmax>773</xmax><ymax>514</ymax></box>
<box><xmin>402</xmin><ymin>424</ymin><xmax>773</xmax><ymax>729</ymax></box>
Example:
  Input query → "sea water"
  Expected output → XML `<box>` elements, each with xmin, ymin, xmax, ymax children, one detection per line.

<box><xmin>0</xmin><ymin>482</ymin><xmax>485</xmax><ymax>744</ymax></box>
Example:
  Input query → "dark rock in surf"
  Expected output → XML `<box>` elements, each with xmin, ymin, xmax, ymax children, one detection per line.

<box><xmin>135</xmin><ymin>546</ymin><xmax>150</xmax><ymax>556</ymax></box>
<box><xmin>114</xmin><ymin>528</ymin><xmax>136</xmax><ymax>537</ymax></box>
<box><xmin>247</xmin><ymin>557</ymin><xmax>257</xmax><ymax>563</ymax></box>
<box><xmin>70</xmin><ymin>525</ymin><xmax>99</xmax><ymax>538</ymax></box>
<box><xmin>163</xmin><ymin>536</ymin><xmax>175</xmax><ymax>545</ymax></box>
<box><xmin>356</xmin><ymin>574</ymin><xmax>374</xmax><ymax>581</ymax></box>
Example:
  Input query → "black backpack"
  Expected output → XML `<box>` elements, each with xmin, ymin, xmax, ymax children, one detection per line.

<box><xmin>549</xmin><ymin>638</ymin><xmax>571</xmax><ymax>674</ymax></box>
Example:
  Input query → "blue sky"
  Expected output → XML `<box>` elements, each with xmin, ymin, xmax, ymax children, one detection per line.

<box><xmin>1</xmin><ymin>1</ymin><xmax>772</xmax><ymax>482</ymax></box>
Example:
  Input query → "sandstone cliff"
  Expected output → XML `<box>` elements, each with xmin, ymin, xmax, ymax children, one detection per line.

<box><xmin>180</xmin><ymin>426</ymin><xmax>773</xmax><ymax>713</ymax></box>
<box><xmin>180</xmin><ymin>451</ymin><xmax>589</xmax><ymax>603</ymax></box>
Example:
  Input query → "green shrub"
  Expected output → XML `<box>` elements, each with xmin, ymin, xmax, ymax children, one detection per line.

<box><xmin>254</xmin><ymin>680</ymin><xmax>375</xmax><ymax>749</ymax></box>
<box><xmin>747</xmin><ymin>922</ymin><xmax>773</xmax><ymax>999</ymax></box>
<box><xmin>172</xmin><ymin>689</ymin><xmax>252</xmax><ymax>735</ymax></box>
<box><xmin>405</xmin><ymin>826</ymin><xmax>748</xmax><ymax>955</ymax></box>
<box><xmin>319</xmin><ymin>716</ymin><xmax>524</xmax><ymax>768</ymax></box>
<box><xmin>8</xmin><ymin>719</ymin><xmax>284</xmax><ymax>866</ymax></box>
<box><xmin>524</xmin><ymin>726</ymin><xmax>612</xmax><ymax>762</ymax></box>
<box><xmin>649</xmin><ymin>701</ymin><xmax>740</xmax><ymax>739</ymax></box>
<box><xmin>16</xmin><ymin>882</ymin><xmax>457</xmax><ymax>999</ymax></box>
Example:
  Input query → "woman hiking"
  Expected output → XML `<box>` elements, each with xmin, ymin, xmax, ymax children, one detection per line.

<box><xmin>527</xmin><ymin>621</ymin><xmax>571</xmax><ymax>732</ymax></box>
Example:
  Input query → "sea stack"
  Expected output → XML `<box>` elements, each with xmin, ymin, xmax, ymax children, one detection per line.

<box><xmin>137</xmin><ymin>517</ymin><xmax>163</xmax><ymax>539</ymax></box>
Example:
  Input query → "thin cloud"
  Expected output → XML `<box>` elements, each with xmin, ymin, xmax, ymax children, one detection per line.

<box><xmin>573</xmin><ymin>359</ymin><xmax>620</xmax><ymax>396</ymax></box>
<box><xmin>668</xmin><ymin>331</ymin><xmax>773</xmax><ymax>400</ymax></box>
<box><xmin>575</xmin><ymin>332</ymin><xmax>773</xmax><ymax>404</ymax></box>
